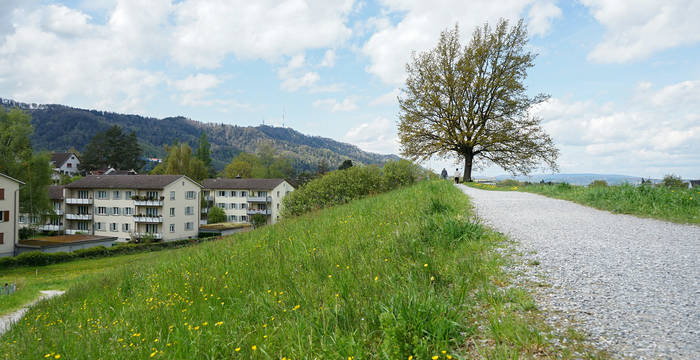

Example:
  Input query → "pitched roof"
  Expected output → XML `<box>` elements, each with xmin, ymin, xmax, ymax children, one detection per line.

<box><xmin>48</xmin><ymin>185</ymin><xmax>64</xmax><ymax>200</ymax></box>
<box><xmin>0</xmin><ymin>172</ymin><xmax>24</xmax><ymax>185</ymax></box>
<box><xmin>64</xmin><ymin>175</ymin><xmax>198</xmax><ymax>189</ymax></box>
<box><xmin>201</xmin><ymin>178</ymin><xmax>288</xmax><ymax>190</ymax></box>
<box><xmin>50</xmin><ymin>152</ymin><xmax>78</xmax><ymax>167</ymax></box>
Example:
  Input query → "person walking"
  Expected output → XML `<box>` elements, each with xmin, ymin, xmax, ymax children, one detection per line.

<box><xmin>454</xmin><ymin>168</ymin><xmax>460</xmax><ymax>184</ymax></box>
<box><xmin>440</xmin><ymin>168</ymin><xmax>448</xmax><ymax>180</ymax></box>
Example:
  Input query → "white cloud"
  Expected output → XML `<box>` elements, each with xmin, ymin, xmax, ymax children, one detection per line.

<box><xmin>173</xmin><ymin>73</ymin><xmax>222</xmax><ymax>92</ymax></box>
<box><xmin>171</xmin><ymin>0</ymin><xmax>355</xmax><ymax>68</ymax></box>
<box><xmin>171</xmin><ymin>73</ymin><xmax>248</xmax><ymax>109</ymax></box>
<box><xmin>320</xmin><ymin>49</ymin><xmax>336</xmax><ymax>67</ymax></box>
<box><xmin>361</xmin><ymin>0</ymin><xmax>562</xmax><ymax>85</ymax></box>
<box><xmin>583</xmin><ymin>0</ymin><xmax>700</xmax><ymax>63</ymax></box>
<box><xmin>369</xmin><ymin>88</ymin><xmax>399</xmax><ymax>106</ymax></box>
<box><xmin>281</xmin><ymin>72</ymin><xmax>321</xmax><ymax>91</ymax></box>
<box><xmin>313</xmin><ymin>97</ymin><xmax>358</xmax><ymax>112</ymax></box>
<box><xmin>531</xmin><ymin>80</ymin><xmax>700</xmax><ymax>177</ymax></box>
<box><xmin>344</xmin><ymin>116</ymin><xmax>399</xmax><ymax>154</ymax></box>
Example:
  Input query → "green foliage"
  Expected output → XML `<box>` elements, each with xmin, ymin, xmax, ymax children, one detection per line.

<box><xmin>59</xmin><ymin>173</ymin><xmax>82</xmax><ymax>185</ymax></box>
<box><xmin>282</xmin><ymin>160</ymin><xmax>426</xmax><ymax>217</ymax></box>
<box><xmin>338</xmin><ymin>159</ymin><xmax>353</xmax><ymax>170</ymax></box>
<box><xmin>224</xmin><ymin>147</ymin><xmax>296</xmax><ymax>179</ymax></box>
<box><xmin>398</xmin><ymin>20</ymin><xmax>558</xmax><ymax>181</ymax></box>
<box><xmin>250</xmin><ymin>214</ymin><xmax>267</xmax><ymax>228</ymax></box>
<box><xmin>80</xmin><ymin>125</ymin><xmax>143</xmax><ymax>171</ymax></box>
<box><xmin>196</xmin><ymin>132</ymin><xmax>215</xmax><ymax>177</ymax></box>
<box><xmin>589</xmin><ymin>180</ymin><xmax>608</xmax><ymax>187</ymax></box>
<box><xmin>18</xmin><ymin>227</ymin><xmax>36</xmax><ymax>241</ymax></box>
<box><xmin>207</xmin><ymin>206</ymin><xmax>226</xmax><ymax>224</ymax></box>
<box><xmin>662</xmin><ymin>174</ymin><xmax>687</xmax><ymax>189</ymax></box>
<box><xmin>151</xmin><ymin>142</ymin><xmax>208</xmax><ymax>181</ymax></box>
<box><xmin>0</xmin><ymin>107</ymin><xmax>53</xmax><ymax>216</ymax></box>
<box><xmin>0</xmin><ymin>181</ymin><xmax>598</xmax><ymax>359</ymax></box>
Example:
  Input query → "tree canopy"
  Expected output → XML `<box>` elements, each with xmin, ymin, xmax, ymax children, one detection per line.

<box><xmin>80</xmin><ymin>125</ymin><xmax>143</xmax><ymax>172</ymax></box>
<box><xmin>207</xmin><ymin>206</ymin><xmax>226</xmax><ymax>224</ymax></box>
<box><xmin>151</xmin><ymin>141</ymin><xmax>208</xmax><ymax>181</ymax></box>
<box><xmin>0</xmin><ymin>107</ymin><xmax>52</xmax><ymax>216</ymax></box>
<box><xmin>196</xmin><ymin>132</ymin><xmax>215</xmax><ymax>177</ymax></box>
<box><xmin>398</xmin><ymin>19</ymin><xmax>558</xmax><ymax>181</ymax></box>
<box><xmin>223</xmin><ymin>143</ymin><xmax>295</xmax><ymax>179</ymax></box>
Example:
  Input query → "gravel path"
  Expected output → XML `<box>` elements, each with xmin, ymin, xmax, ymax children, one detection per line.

<box><xmin>0</xmin><ymin>290</ymin><xmax>65</xmax><ymax>337</ymax></box>
<box><xmin>457</xmin><ymin>185</ymin><xmax>700</xmax><ymax>359</ymax></box>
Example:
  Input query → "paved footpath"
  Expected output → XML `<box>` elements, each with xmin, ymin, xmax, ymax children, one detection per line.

<box><xmin>458</xmin><ymin>184</ymin><xmax>700</xmax><ymax>359</ymax></box>
<box><xmin>0</xmin><ymin>290</ymin><xmax>65</xmax><ymax>337</ymax></box>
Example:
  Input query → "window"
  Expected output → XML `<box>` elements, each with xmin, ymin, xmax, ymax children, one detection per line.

<box><xmin>67</xmin><ymin>163</ymin><xmax>72</xmax><ymax>168</ymax></box>
<box><xmin>259</xmin><ymin>191</ymin><xmax>267</xmax><ymax>197</ymax></box>
<box><xmin>185</xmin><ymin>222</ymin><xmax>193</xmax><ymax>230</ymax></box>
<box><xmin>170</xmin><ymin>191</ymin><xmax>175</xmax><ymax>200</ymax></box>
<box><xmin>122</xmin><ymin>223</ymin><xmax>130</xmax><ymax>232</ymax></box>
<box><xmin>110</xmin><ymin>223</ymin><xmax>118</xmax><ymax>232</ymax></box>
<box><xmin>0</xmin><ymin>188</ymin><xmax>4</xmax><ymax>200</ymax></box>
<box><xmin>229</xmin><ymin>215</ymin><xmax>237</xmax><ymax>222</ymax></box>
<box><xmin>241</xmin><ymin>191</ymin><xmax>248</xmax><ymax>197</ymax></box>
<box><xmin>218</xmin><ymin>191</ymin><xmax>226</xmax><ymax>197</ymax></box>
<box><xmin>185</xmin><ymin>206</ymin><xmax>194</xmax><ymax>215</ymax></box>
<box><xmin>95</xmin><ymin>222</ymin><xmax>104</xmax><ymax>231</ymax></box>
<box><xmin>123</xmin><ymin>207</ymin><xmax>134</xmax><ymax>215</ymax></box>
<box><xmin>146</xmin><ymin>191</ymin><xmax>159</xmax><ymax>199</ymax></box>
<box><xmin>185</xmin><ymin>191</ymin><xmax>196</xmax><ymax>199</ymax></box>
<box><xmin>112</xmin><ymin>191</ymin><xmax>120</xmax><ymax>199</ymax></box>
<box><xmin>169</xmin><ymin>224</ymin><xmax>175</xmax><ymax>232</ymax></box>
<box><xmin>277</xmin><ymin>203</ymin><xmax>280</xmax><ymax>210</ymax></box>
<box><xmin>277</xmin><ymin>191</ymin><xmax>280</xmax><ymax>197</ymax></box>
<box><xmin>241</xmin><ymin>203</ymin><xmax>247</xmax><ymax>209</ymax></box>
<box><xmin>146</xmin><ymin>224</ymin><xmax>158</xmax><ymax>233</ymax></box>
<box><xmin>77</xmin><ymin>222</ymin><xmax>89</xmax><ymax>231</ymax></box>
<box><xmin>97</xmin><ymin>207</ymin><xmax>107</xmax><ymax>215</ymax></box>
<box><xmin>97</xmin><ymin>190</ymin><xmax>108</xmax><ymax>199</ymax></box>
<box><xmin>0</xmin><ymin>233</ymin><xmax>3</xmax><ymax>245</ymax></box>
<box><xmin>170</xmin><ymin>208</ymin><xmax>175</xmax><ymax>217</ymax></box>
<box><xmin>78</xmin><ymin>190</ymin><xmax>89</xmax><ymax>199</ymax></box>
<box><xmin>125</xmin><ymin>191</ymin><xmax>133</xmax><ymax>199</ymax></box>
<box><xmin>19</xmin><ymin>215</ymin><xmax>26</xmax><ymax>224</ymax></box>
<box><xmin>230</xmin><ymin>191</ymin><xmax>236</xmax><ymax>197</ymax></box>
<box><xmin>217</xmin><ymin>203</ymin><xmax>226</xmax><ymax>209</ymax></box>
<box><xmin>78</xmin><ymin>205</ymin><xmax>89</xmax><ymax>215</ymax></box>
<box><xmin>241</xmin><ymin>216</ymin><xmax>248</xmax><ymax>222</ymax></box>
<box><xmin>286</xmin><ymin>191</ymin><xmax>290</xmax><ymax>195</ymax></box>
<box><xmin>146</xmin><ymin>207</ymin><xmax>159</xmax><ymax>217</ymax></box>
<box><xmin>230</xmin><ymin>203</ymin><xmax>237</xmax><ymax>209</ymax></box>
<box><xmin>111</xmin><ymin>207</ymin><xmax>120</xmax><ymax>216</ymax></box>
<box><xmin>0</xmin><ymin>210</ymin><xmax>8</xmax><ymax>222</ymax></box>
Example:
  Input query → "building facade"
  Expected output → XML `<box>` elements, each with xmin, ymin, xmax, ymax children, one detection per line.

<box><xmin>0</xmin><ymin>173</ymin><xmax>24</xmax><ymax>257</ymax></box>
<box><xmin>201</xmin><ymin>178</ymin><xmax>294</xmax><ymax>225</ymax></box>
<box><xmin>50</xmin><ymin>152</ymin><xmax>81</xmax><ymax>183</ymax></box>
<box><xmin>64</xmin><ymin>175</ymin><xmax>201</xmax><ymax>242</ymax></box>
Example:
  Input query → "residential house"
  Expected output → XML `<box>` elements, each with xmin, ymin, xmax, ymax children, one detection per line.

<box><xmin>50</xmin><ymin>152</ymin><xmax>81</xmax><ymax>183</ymax></box>
<box><xmin>63</xmin><ymin>175</ymin><xmax>201</xmax><ymax>242</ymax></box>
<box><xmin>201</xmin><ymin>178</ymin><xmax>294</xmax><ymax>225</ymax></box>
<box><xmin>19</xmin><ymin>185</ymin><xmax>65</xmax><ymax>233</ymax></box>
<box><xmin>0</xmin><ymin>173</ymin><xmax>24</xmax><ymax>257</ymax></box>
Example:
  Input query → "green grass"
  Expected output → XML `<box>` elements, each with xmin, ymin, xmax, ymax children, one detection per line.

<box><xmin>1</xmin><ymin>181</ymin><xmax>604</xmax><ymax>359</ymax></box>
<box><xmin>468</xmin><ymin>182</ymin><xmax>700</xmax><ymax>224</ymax></box>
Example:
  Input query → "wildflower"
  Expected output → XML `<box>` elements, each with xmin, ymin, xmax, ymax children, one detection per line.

<box><xmin>447</xmin><ymin>356</ymin><xmax>453</xmax><ymax>359</ymax></box>
<box><xmin>252</xmin><ymin>345</ymin><xmax>257</xmax><ymax>351</ymax></box>
<box><xmin>328</xmin><ymin>274</ymin><xmax>332</xmax><ymax>278</ymax></box>
<box><xmin>150</xmin><ymin>351</ymin><xmax>157</xmax><ymax>358</ymax></box>
<box><xmin>441</xmin><ymin>350</ymin><xmax>446</xmax><ymax>354</ymax></box>
<box><xmin>234</xmin><ymin>347</ymin><xmax>240</xmax><ymax>352</ymax></box>
<box><xmin>374</xmin><ymin>276</ymin><xmax>379</xmax><ymax>281</ymax></box>
<box><xmin>215</xmin><ymin>321</ymin><xmax>223</xmax><ymax>326</ymax></box>
<box><xmin>55</xmin><ymin>355</ymin><xmax>61</xmax><ymax>359</ymax></box>
<box><xmin>202</xmin><ymin>322</ymin><xmax>208</xmax><ymax>326</ymax></box>
<box><xmin>424</xmin><ymin>263</ymin><xmax>428</xmax><ymax>267</ymax></box>
<box><xmin>292</xmin><ymin>304</ymin><xmax>301</xmax><ymax>310</ymax></box>
<box><xmin>432</xmin><ymin>356</ymin><xmax>438</xmax><ymax>360</ymax></box>
<box><xmin>408</xmin><ymin>356</ymin><xmax>413</xmax><ymax>360</ymax></box>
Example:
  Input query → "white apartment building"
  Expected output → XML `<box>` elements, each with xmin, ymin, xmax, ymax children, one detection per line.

<box><xmin>201</xmin><ymin>178</ymin><xmax>294</xmax><ymax>225</ymax></box>
<box><xmin>63</xmin><ymin>175</ymin><xmax>201</xmax><ymax>242</ymax></box>
<box><xmin>0</xmin><ymin>173</ymin><xmax>23</xmax><ymax>257</ymax></box>
<box><xmin>19</xmin><ymin>185</ymin><xmax>65</xmax><ymax>233</ymax></box>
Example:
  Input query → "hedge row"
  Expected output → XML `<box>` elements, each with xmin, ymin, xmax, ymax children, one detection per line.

<box><xmin>0</xmin><ymin>236</ymin><xmax>220</xmax><ymax>269</ymax></box>
<box><xmin>282</xmin><ymin>159</ymin><xmax>428</xmax><ymax>216</ymax></box>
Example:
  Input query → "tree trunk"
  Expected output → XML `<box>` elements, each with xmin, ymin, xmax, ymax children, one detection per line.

<box><xmin>463</xmin><ymin>155</ymin><xmax>473</xmax><ymax>182</ymax></box>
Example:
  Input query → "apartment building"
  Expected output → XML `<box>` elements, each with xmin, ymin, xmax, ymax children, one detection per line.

<box><xmin>0</xmin><ymin>173</ymin><xmax>23</xmax><ymax>257</ymax></box>
<box><xmin>63</xmin><ymin>175</ymin><xmax>201</xmax><ymax>242</ymax></box>
<box><xmin>18</xmin><ymin>185</ymin><xmax>65</xmax><ymax>233</ymax></box>
<box><xmin>201</xmin><ymin>178</ymin><xmax>294</xmax><ymax>225</ymax></box>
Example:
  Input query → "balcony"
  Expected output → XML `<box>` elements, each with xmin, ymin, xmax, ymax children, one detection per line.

<box><xmin>65</xmin><ymin>229</ymin><xmax>90</xmax><ymax>235</ymax></box>
<box><xmin>66</xmin><ymin>198</ymin><xmax>92</xmax><ymax>204</ymax></box>
<box><xmin>134</xmin><ymin>200</ymin><xmax>164</xmax><ymax>206</ymax></box>
<box><xmin>133</xmin><ymin>216</ymin><xmax>163</xmax><ymax>223</ymax></box>
<box><xmin>134</xmin><ymin>232</ymin><xmax>163</xmax><ymax>240</ymax></box>
<box><xmin>247</xmin><ymin>209</ymin><xmax>271</xmax><ymax>216</ymax></box>
<box><xmin>201</xmin><ymin>207</ymin><xmax>208</xmax><ymax>213</ymax></box>
<box><xmin>246</xmin><ymin>196</ymin><xmax>272</xmax><ymax>203</ymax></box>
<box><xmin>66</xmin><ymin>213</ymin><xmax>92</xmax><ymax>220</ymax></box>
<box><xmin>39</xmin><ymin>224</ymin><xmax>63</xmax><ymax>231</ymax></box>
<box><xmin>53</xmin><ymin>209</ymin><xmax>64</xmax><ymax>216</ymax></box>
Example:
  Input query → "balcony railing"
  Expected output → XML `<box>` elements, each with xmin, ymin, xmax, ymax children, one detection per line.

<box><xmin>133</xmin><ymin>216</ymin><xmax>163</xmax><ymax>223</ymax></box>
<box><xmin>201</xmin><ymin>207</ymin><xmax>208</xmax><ymax>213</ymax></box>
<box><xmin>134</xmin><ymin>232</ymin><xmax>163</xmax><ymax>240</ymax></box>
<box><xmin>39</xmin><ymin>224</ymin><xmax>63</xmax><ymax>231</ymax></box>
<box><xmin>247</xmin><ymin>209</ymin><xmax>271</xmax><ymax>215</ymax></box>
<box><xmin>246</xmin><ymin>196</ymin><xmax>272</xmax><ymax>203</ymax></box>
<box><xmin>65</xmin><ymin>213</ymin><xmax>92</xmax><ymax>220</ymax></box>
<box><xmin>65</xmin><ymin>229</ymin><xmax>90</xmax><ymax>235</ymax></box>
<box><xmin>66</xmin><ymin>198</ymin><xmax>93</xmax><ymax>204</ymax></box>
<box><xmin>134</xmin><ymin>200</ymin><xmax>164</xmax><ymax>206</ymax></box>
<box><xmin>52</xmin><ymin>209</ymin><xmax>64</xmax><ymax>216</ymax></box>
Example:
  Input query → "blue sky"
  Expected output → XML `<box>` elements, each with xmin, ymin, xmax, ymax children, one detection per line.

<box><xmin>1</xmin><ymin>0</ymin><xmax>699</xmax><ymax>178</ymax></box>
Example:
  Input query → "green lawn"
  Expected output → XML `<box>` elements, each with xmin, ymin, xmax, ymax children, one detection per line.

<box><xmin>1</xmin><ymin>181</ymin><xmax>604</xmax><ymax>359</ymax></box>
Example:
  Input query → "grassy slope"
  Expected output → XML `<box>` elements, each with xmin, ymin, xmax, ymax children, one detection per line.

<box><xmin>1</xmin><ymin>181</ymin><xmax>603</xmax><ymax>359</ymax></box>
<box><xmin>468</xmin><ymin>182</ymin><xmax>700</xmax><ymax>224</ymax></box>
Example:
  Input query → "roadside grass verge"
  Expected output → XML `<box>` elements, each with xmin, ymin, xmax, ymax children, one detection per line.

<box><xmin>468</xmin><ymin>182</ymin><xmax>700</xmax><ymax>224</ymax></box>
<box><xmin>1</xmin><ymin>181</ymin><xmax>604</xmax><ymax>359</ymax></box>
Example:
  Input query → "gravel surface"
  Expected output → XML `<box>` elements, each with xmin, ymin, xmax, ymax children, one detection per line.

<box><xmin>0</xmin><ymin>290</ymin><xmax>65</xmax><ymax>337</ymax></box>
<box><xmin>458</xmin><ymin>184</ymin><xmax>700</xmax><ymax>359</ymax></box>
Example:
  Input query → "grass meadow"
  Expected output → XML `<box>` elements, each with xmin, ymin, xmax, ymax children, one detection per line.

<box><xmin>1</xmin><ymin>181</ymin><xmax>603</xmax><ymax>359</ymax></box>
<box><xmin>469</xmin><ymin>182</ymin><xmax>700</xmax><ymax>224</ymax></box>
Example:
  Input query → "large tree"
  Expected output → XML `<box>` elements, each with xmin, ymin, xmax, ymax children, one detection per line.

<box><xmin>398</xmin><ymin>19</ymin><xmax>558</xmax><ymax>181</ymax></box>
<box><xmin>0</xmin><ymin>108</ymin><xmax>53</xmax><ymax>216</ymax></box>
<box><xmin>196</xmin><ymin>131</ymin><xmax>215</xmax><ymax>177</ymax></box>
<box><xmin>151</xmin><ymin>141</ymin><xmax>208</xmax><ymax>181</ymax></box>
<box><xmin>80</xmin><ymin>125</ymin><xmax>143</xmax><ymax>171</ymax></box>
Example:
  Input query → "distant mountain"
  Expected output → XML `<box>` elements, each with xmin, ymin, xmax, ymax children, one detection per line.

<box><xmin>1</xmin><ymin>98</ymin><xmax>400</xmax><ymax>172</ymax></box>
<box><xmin>481</xmin><ymin>173</ymin><xmax>656</xmax><ymax>186</ymax></box>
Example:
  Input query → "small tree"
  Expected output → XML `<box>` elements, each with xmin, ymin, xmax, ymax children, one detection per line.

<box><xmin>251</xmin><ymin>214</ymin><xmax>267</xmax><ymax>228</ymax></box>
<box><xmin>338</xmin><ymin>159</ymin><xmax>353</xmax><ymax>170</ymax></box>
<box><xmin>207</xmin><ymin>206</ymin><xmax>226</xmax><ymax>224</ymax></box>
<box><xmin>662</xmin><ymin>174</ymin><xmax>687</xmax><ymax>189</ymax></box>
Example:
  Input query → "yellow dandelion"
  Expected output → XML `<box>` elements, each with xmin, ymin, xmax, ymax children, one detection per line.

<box><xmin>441</xmin><ymin>350</ymin><xmax>446</xmax><ymax>354</ymax></box>
<box><xmin>252</xmin><ymin>345</ymin><xmax>257</xmax><ymax>351</ymax></box>
<box><xmin>215</xmin><ymin>321</ymin><xmax>223</xmax><ymax>326</ymax></box>
<box><xmin>374</xmin><ymin>276</ymin><xmax>379</xmax><ymax>281</ymax></box>
<box><xmin>408</xmin><ymin>356</ymin><xmax>413</xmax><ymax>360</ymax></box>
<box><xmin>202</xmin><ymin>322</ymin><xmax>208</xmax><ymax>326</ymax></box>
<box><xmin>55</xmin><ymin>355</ymin><xmax>61</xmax><ymax>359</ymax></box>
<box><xmin>150</xmin><ymin>351</ymin><xmax>157</xmax><ymax>358</ymax></box>
<box><xmin>447</xmin><ymin>355</ymin><xmax>453</xmax><ymax>359</ymax></box>
<box><xmin>432</xmin><ymin>356</ymin><xmax>438</xmax><ymax>360</ymax></box>
<box><xmin>424</xmin><ymin>263</ymin><xmax>428</xmax><ymax>267</ymax></box>
<box><xmin>235</xmin><ymin>347</ymin><xmax>240</xmax><ymax>352</ymax></box>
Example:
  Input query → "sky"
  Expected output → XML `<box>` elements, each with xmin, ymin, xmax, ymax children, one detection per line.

<box><xmin>0</xmin><ymin>0</ymin><xmax>699</xmax><ymax>179</ymax></box>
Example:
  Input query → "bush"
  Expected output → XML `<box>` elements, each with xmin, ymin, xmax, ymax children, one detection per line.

<box><xmin>499</xmin><ymin>179</ymin><xmax>523</xmax><ymax>187</ymax></box>
<box><xmin>589</xmin><ymin>180</ymin><xmax>608</xmax><ymax>187</ymax></box>
<box><xmin>207</xmin><ymin>206</ymin><xmax>226</xmax><ymax>224</ymax></box>
<box><xmin>383</xmin><ymin>159</ymin><xmax>423</xmax><ymax>188</ymax></box>
<box><xmin>662</xmin><ymin>174</ymin><xmax>687</xmax><ymax>189</ymax></box>
<box><xmin>18</xmin><ymin>227</ymin><xmax>35</xmax><ymax>240</ymax></box>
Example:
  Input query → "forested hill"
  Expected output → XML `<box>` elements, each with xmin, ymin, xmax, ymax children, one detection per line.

<box><xmin>0</xmin><ymin>98</ymin><xmax>399</xmax><ymax>172</ymax></box>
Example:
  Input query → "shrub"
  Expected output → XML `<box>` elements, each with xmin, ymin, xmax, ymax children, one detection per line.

<box><xmin>589</xmin><ymin>180</ymin><xmax>608</xmax><ymax>187</ymax></box>
<box><xmin>662</xmin><ymin>174</ymin><xmax>687</xmax><ymax>189</ymax></box>
<box><xmin>499</xmin><ymin>179</ymin><xmax>522</xmax><ymax>187</ymax></box>
<box><xmin>250</xmin><ymin>214</ymin><xmax>267</xmax><ymax>228</ymax></box>
<box><xmin>383</xmin><ymin>159</ymin><xmax>423</xmax><ymax>188</ymax></box>
<box><xmin>18</xmin><ymin>227</ymin><xmax>35</xmax><ymax>240</ymax></box>
<box><xmin>207</xmin><ymin>206</ymin><xmax>226</xmax><ymax>224</ymax></box>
